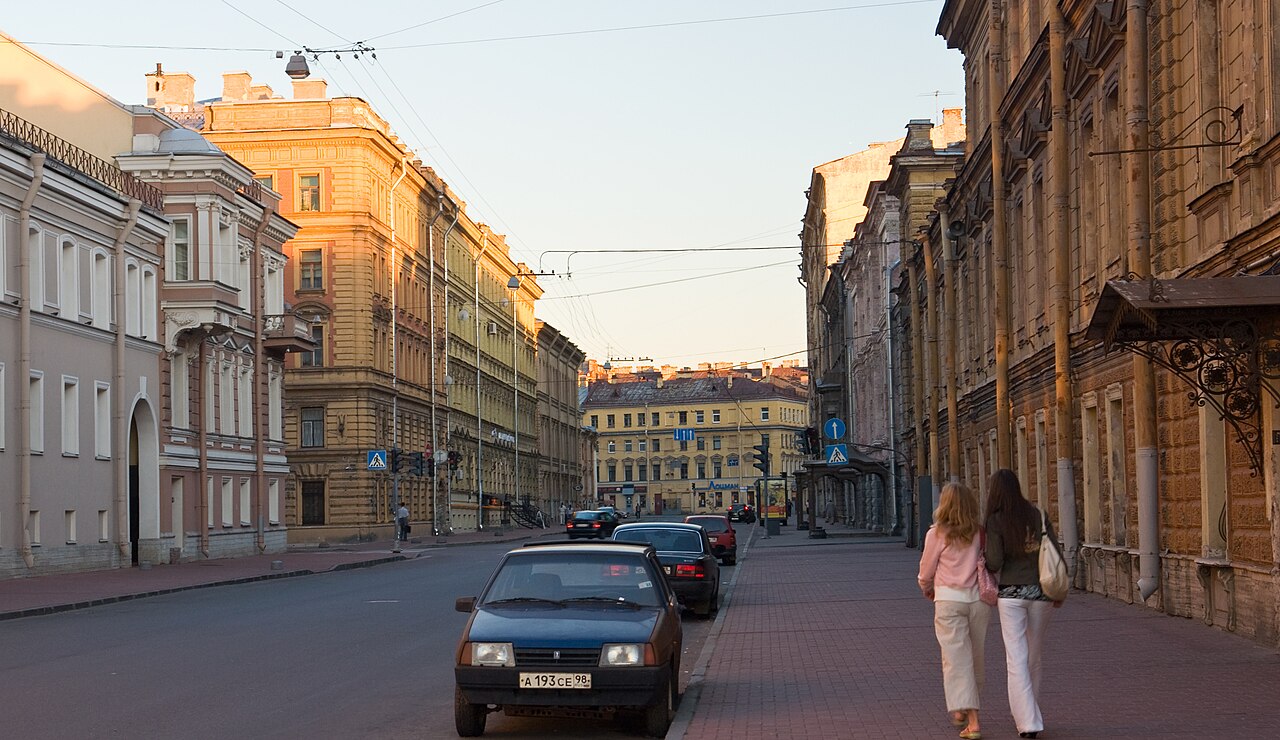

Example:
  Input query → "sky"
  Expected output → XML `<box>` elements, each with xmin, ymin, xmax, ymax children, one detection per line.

<box><xmin>2</xmin><ymin>1</ymin><xmax>963</xmax><ymax>369</ymax></box>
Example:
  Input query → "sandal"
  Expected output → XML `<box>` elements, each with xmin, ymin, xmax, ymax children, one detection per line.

<box><xmin>959</xmin><ymin>731</ymin><xmax>982</xmax><ymax>740</ymax></box>
<box><xmin>950</xmin><ymin>712</ymin><xmax>967</xmax><ymax>727</ymax></box>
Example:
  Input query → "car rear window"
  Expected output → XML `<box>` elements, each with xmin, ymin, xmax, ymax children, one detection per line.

<box><xmin>687</xmin><ymin>517</ymin><xmax>728</xmax><ymax>532</ymax></box>
<box><xmin>614</xmin><ymin>528</ymin><xmax>703</xmax><ymax>554</ymax></box>
<box><xmin>482</xmin><ymin>553</ymin><xmax>663</xmax><ymax>606</ymax></box>
<box><xmin>572</xmin><ymin>511</ymin><xmax>602</xmax><ymax>521</ymax></box>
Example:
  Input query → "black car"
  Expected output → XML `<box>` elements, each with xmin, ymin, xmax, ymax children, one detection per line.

<box><xmin>565</xmin><ymin>510</ymin><xmax>621</xmax><ymax>539</ymax></box>
<box><xmin>453</xmin><ymin>542</ymin><xmax>682</xmax><ymax>737</ymax></box>
<box><xmin>727</xmin><ymin>503</ymin><xmax>756</xmax><ymax>523</ymax></box>
<box><xmin>612</xmin><ymin>522</ymin><xmax>721</xmax><ymax>618</ymax></box>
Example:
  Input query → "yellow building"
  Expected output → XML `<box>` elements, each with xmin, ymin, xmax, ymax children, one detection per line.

<box><xmin>582</xmin><ymin>373</ymin><xmax>809</xmax><ymax>515</ymax></box>
<box><xmin>146</xmin><ymin>70</ymin><xmax>540</xmax><ymax>539</ymax></box>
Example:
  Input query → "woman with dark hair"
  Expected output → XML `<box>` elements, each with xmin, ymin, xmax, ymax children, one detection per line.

<box><xmin>984</xmin><ymin>468</ymin><xmax>1060</xmax><ymax>739</ymax></box>
<box><xmin>918</xmin><ymin>482</ymin><xmax>991</xmax><ymax>740</ymax></box>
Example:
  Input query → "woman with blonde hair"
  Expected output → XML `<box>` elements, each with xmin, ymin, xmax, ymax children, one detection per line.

<box><xmin>918</xmin><ymin>481</ymin><xmax>992</xmax><ymax>740</ymax></box>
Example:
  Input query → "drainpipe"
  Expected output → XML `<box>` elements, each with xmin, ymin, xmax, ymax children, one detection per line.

<box><xmin>989</xmin><ymin>0</ymin><xmax>1012</xmax><ymax>468</ymax></box>
<box><xmin>425</xmin><ymin>191</ymin><xmax>444</xmax><ymax>534</ymax></box>
<box><xmin>475</xmin><ymin>233</ymin><xmax>491</xmax><ymax>530</ymax></box>
<box><xmin>198</xmin><ymin>338</ymin><xmax>210</xmax><ymax>557</ymax></box>
<box><xmin>1126</xmin><ymin>0</ymin><xmax>1160</xmax><ymax>602</ymax></box>
<box><xmin>939</xmin><ymin>207</ymin><xmax>962</xmax><ymax>477</ymax></box>
<box><xmin>921</xmin><ymin>231</ymin><xmax>943</xmax><ymax>489</ymax></box>
<box><xmin>441</xmin><ymin>203</ymin><xmax>459</xmax><ymax>534</ymax></box>
<box><xmin>17</xmin><ymin>152</ymin><xmax>46</xmax><ymax>569</ymax></box>
<box><xmin>907</xmin><ymin>246</ymin><xmax>927</xmax><ymax>532</ymax></box>
<box><xmin>388</xmin><ymin>158</ymin><xmax>409</xmax><ymax>528</ymax></box>
<box><xmin>250</xmin><ymin>202</ymin><xmax>274</xmax><ymax>554</ymax></box>
<box><xmin>114</xmin><ymin>199</ymin><xmax>143</xmax><ymax>564</ymax></box>
<box><xmin>1049</xmin><ymin>3</ymin><xmax>1081</xmax><ymax>573</ymax></box>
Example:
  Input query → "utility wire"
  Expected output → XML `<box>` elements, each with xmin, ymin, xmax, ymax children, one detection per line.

<box><xmin>365</xmin><ymin>0</ymin><xmax>511</xmax><ymax>42</ymax></box>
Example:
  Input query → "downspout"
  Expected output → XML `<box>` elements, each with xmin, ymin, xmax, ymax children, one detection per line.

<box><xmin>1126</xmin><ymin>0</ymin><xmax>1160</xmax><ymax>602</ymax></box>
<box><xmin>1049</xmin><ymin>3</ymin><xmax>1081</xmax><ymax>573</ymax></box>
<box><xmin>198</xmin><ymin>338</ymin><xmax>210</xmax><ymax>557</ymax></box>
<box><xmin>938</xmin><ymin>207</ymin><xmax>962</xmax><ymax>477</ymax></box>
<box><xmin>388</xmin><ymin>158</ymin><xmax>409</xmax><ymax>523</ymax></box>
<box><xmin>989</xmin><ymin>0</ymin><xmax>1013</xmax><ymax>468</ymax></box>
<box><xmin>17</xmin><ymin>152</ymin><xmax>46</xmax><ymax>569</ymax></box>
<box><xmin>114</xmin><ymin>199</ymin><xmax>143</xmax><ymax>563</ymax></box>
<box><xmin>475</xmin><ymin>233</ymin><xmax>491</xmax><ymax>530</ymax></box>
<box><xmin>441</xmin><ymin>204</ymin><xmax>459</xmax><ymax>534</ymax></box>
<box><xmin>250</xmin><ymin>202</ymin><xmax>274</xmax><ymax>554</ymax></box>
<box><xmin>907</xmin><ymin>246</ymin><xmax>927</xmax><ymax>533</ymax></box>
<box><xmin>425</xmin><ymin>192</ymin><xmax>444</xmax><ymax>535</ymax></box>
<box><xmin>921</xmin><ymin>232</ymin><xmax>943</xmax><ymax>488</ymax></box>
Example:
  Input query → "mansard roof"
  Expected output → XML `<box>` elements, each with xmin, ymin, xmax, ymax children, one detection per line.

<box><xmin>582</xmin><ymin>376</ymin><xmax>807</xmax><ymax>409</ymax></box>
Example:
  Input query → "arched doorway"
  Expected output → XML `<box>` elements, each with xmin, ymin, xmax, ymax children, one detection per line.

<box><xmin>128</xmin><ymin>398</ymin><xmax>160</xmax><ymax>565</ymax></box>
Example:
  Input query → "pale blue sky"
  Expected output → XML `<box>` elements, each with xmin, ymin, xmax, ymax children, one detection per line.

<box><xmin>4</xmin><ymin>0</ymin><xmax>962</xmax><ymax>368</ymax></box>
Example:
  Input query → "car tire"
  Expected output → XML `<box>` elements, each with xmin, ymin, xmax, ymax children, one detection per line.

<box><xmin>721</xmin><ymin>553</ymin><xmax>736</xmax><ymax>566</ymax></box>
<box><xmin>454</xmin><ymin>686</ymin><xmax>487</xmax><ymax>737</ymax></box>
<box><xmin>642</xmin><ymin>670</ymin><xmax>675</xmax><ymax>738</ymax></box>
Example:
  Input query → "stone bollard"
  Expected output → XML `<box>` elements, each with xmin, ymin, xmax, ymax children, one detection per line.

<box><xmin>270</xmin><ymin>560</ymin><xmax>284</xmax><ymax>571</ymax></box>
<box><xmin>139</xmin><ymin>561</ymin><xmax>152</xmax><ymax>570</ymax></box>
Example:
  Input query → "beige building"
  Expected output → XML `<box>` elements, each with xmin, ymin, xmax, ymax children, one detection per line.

<box><xmin>583</xmin><ymin>373</ymin><xmax>808</xmax><ymax>515</ymax></box>
<box><xmin>535</xmin><ymin>321</ymin><xmax>587</xmax><ymax>519</ymax></box>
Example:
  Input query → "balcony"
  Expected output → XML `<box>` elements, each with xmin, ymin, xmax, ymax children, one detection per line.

<box><xmin>162</xmin><ymin>280</ymin><xmax>242</xmax><ymax>353</ymax></box>
<box><xmin>263</xmin><ymin>312</ymin><xmax>317</xmax><ymax>353</ymax></box>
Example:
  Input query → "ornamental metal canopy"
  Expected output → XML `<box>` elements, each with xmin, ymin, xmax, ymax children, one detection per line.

<box><xmin>1085</xmin><ymin>274</ymin><xmax>1280</xmax><ymax>475</ymax></box>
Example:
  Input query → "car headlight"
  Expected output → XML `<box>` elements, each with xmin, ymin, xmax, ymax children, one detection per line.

<box><xmin>599</xmin><ymin>643</ymin><xmax>644</xmax><ymax>667</ymax></box>
<box><xmin>470</xmin><ymin>642</ymin><xmax>515</xmax><ymax>667</ymax></box>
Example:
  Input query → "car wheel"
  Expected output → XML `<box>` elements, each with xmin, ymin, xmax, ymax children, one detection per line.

<box><xmin>721</xmin><ymin>553</ymin><xmax>736</xmax><ymax>566</ymax></box>
<box><xmin>710</xmin><ymin>583</ymin><xmax>720</xmax><ymax>614</ymax></box>
<box><xmin>454</xmin><ymin>686</ymin><xmax>487</xmax><ymax>737</ymax></box>
<box><xmin>642</xmin><ymin>670</ymin><xmax>675</xmax><ymax>738</ymax></box>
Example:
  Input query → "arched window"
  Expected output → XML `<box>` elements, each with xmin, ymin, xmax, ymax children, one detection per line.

<box><xmin>59</xmin><ymin>237</ymin><xmax>79</xmax><ymax>318</ymax></box>
<box><xmin>125</xmin><ymin>260</ymin><xmax>141</xmax><ymax>336</ymax></box>
<box><xmin>91</xmin><ymin>250</ymin><xmax>110</xmax><ymax>329</ymax></box>
<box><xmin>28</xmin><ymin>225</ymin><xmax>45</xmax><ymax>310</ymax></box>
<box><xmin>141</xmin><ymin>266</ymin><xmax>157</xmax><ymax>340</ymax></box>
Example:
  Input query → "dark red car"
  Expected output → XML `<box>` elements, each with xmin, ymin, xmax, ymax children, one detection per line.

<box><xmin>684</xmin><ymin>514</ymin><xmax>737</xmax><ymax>566</ymax></box>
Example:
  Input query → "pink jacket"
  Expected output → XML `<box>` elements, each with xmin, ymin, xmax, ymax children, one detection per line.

<box><xmin>917</xmin><ymin>525</ymin><xmax>981</xmax><ymax>601</ymax></box>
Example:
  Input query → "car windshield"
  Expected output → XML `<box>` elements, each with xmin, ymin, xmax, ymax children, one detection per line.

<box><xmin>687</xmin><ymin>517</ymin><xmax>728</xmax><ymax>532</ymax></box>
<box><xmin>481</xmin><ymin>552</ymin><xmax>663</xmax><ymax>607</ymax></box>
<box><xmin>614</xmin><ymin>528</ymin><xmax>704</xmax><ymax>554</ymax></box>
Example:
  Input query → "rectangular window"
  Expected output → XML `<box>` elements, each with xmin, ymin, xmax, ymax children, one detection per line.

<box><xmin>760</xmin><ymin>407</ymin><xmax>770</xmax><ymax>422</ymax></box>
<box><xmin>299</xmin><ymin>249</ymin><xmax>323</xmax><ymax>290</ymax></box>
<box><xmin>221</xmin><ymin>478</ymin><xmax>233</xmax><ymax>527</ymax></box>
<box><xmin>638</xmin><ymin>466</ymin><xmax>648</xmax><ymax>482</ymax></box>
<box><xmin>590</xmin><ymin>415</ymin><xmax>599</xmax><ymax>428</ymax></box>
<box><xmin>696</xmin><ymin>438</ymin><xmax>705</xmax><ymax>451</ymax></box>
<box><xmin>712</xmin><ymin>409</ymin><xmax>721</xmax><ymax>423</ymax></box>
<box><xmin>638</xmin><ymin>440</ymin><xmax>647</xmax><ymax>452</ymax></box>
<box><xmin>678</xmin><ymin>411</ymin><xmax>688</xmax><ymax>424</ymax></box>
<box><xmin>254</xmin><ymin>174</ymin><xmax>274</xmax><ymax>191</ymax></box>
<box><xmin>607</xmin><ymin>463</ymin><xmax>617</xmax><ymax>483</ymax></box>
<box><xmin>237</xmin><ymin>368</ymin><xmax>252</xmax><ymax>438</ymax></box>
<box><xmin>697</xmin><ymin>463</ymin><xmax>706</xmax><ymax>479</ymax></box>
<box><xmin>28</xmin><ymin>510</ymin><xmax>40</xmax><ymax>546</ymax></box>
<box><xmin>301</xmin><ymin>480</ymin><xmax>326</xmax><ymax>525</ymax></box>
<box><xmin>651</xmin><ymin>412</ymin><xmax>659</xmax><ymax>426</ymax></box>
<box><xmin>98</xmin><ymin>509</ymin><xmax>109</xmax><ymax>542</ymax></box>
<box><xmin>300</xmin><ymin>323</ymin><xmax>324</xmax><ymax>367</ymax></box>
<box><xmin>607</xmin><ymin>441</ymin><xmax>616</xmax><ymax>453</ymax></box>
<box><xmin>299</xmin><ymin>174</ymin><xmax>321</xmax><ymax>212</ymax></box>
<box><xmin>269</xmin><ymin>479</ymin><xmax>281</xmax><ymax>524</ymax></box>
<box><xmin>170</xmin><ymin>218</ymin><xmax>191</xmax><ymax>281</ymax></box>
<box><xmin>607</xmin><ymin>414</ymin><xmax>616</xmax><ymax>428</ymax></box>
<box><xmin>172</xmin><ymin>352</ymin><xmax>190</xmax><ymax>429</ymax></box>
<box><xmin>652</xmin><ymin>439</ymin><xmax>661</xmax><ymax>452</ymax></box>
<box><xmin>623</xmin><ymin>413</ymin><xmax>632</xmax><ymax>428</ymax></box>
<box><xmin>301</xmin><ymin>407</ymin><xmax>325</xmax><ymax>448</ymax></box>
<box><xmin>695</xmin><ymin>410</ymin><xmax>705</xmax><ymax>424</ymax></box>
<box><xmin>65</xmin><ymin>510</ymin><xmax>76</xmax><ymax>544</ymax></box>
<box><xmin>652</xmin><ymin>463</ymin><xmax>661</xmax><ymax>481</ymax></box>
<box><xmin>1105</xmin><ymin>389</ymin><xmax>1128</xmax><ymax>547</ymax></box>
<box><xmin>637</xmin><ymin>413</ymin><xmax>645</xmax><ymax>427</ymax></box>
<box><xmin>95</xmin><ymin>382</ymin><xmax>111</xmax><ymax>457</ymax></box>
<box><xmin>268</xmin><ymin>371</ymin><xmax>282</xmax><ymax>439</ymax></box>
<box><xmin>207</xmin><ymin>477</ymin><xmax>215</xmax><ymax>528</ymax></box>
<box><xmin>240</xmin><ymin>479</ymin><xmax>252</xmax><ymax>526</ymax></box>
<box><xmin>713</xmin><ymin>462</ymin><xmax>723</xmax><ymax>478</ymax></box>
<box><xmin>680</xmin><ymin>440</ymin><xmax>688</xmax><ymax>451</ymax></box>
<box><xmin>679</xmin><ymin>462</ymin><xmax>689</xmax><ymax>479</ymax></box>
<box><xmin>62</xmin><ymin>376</ymin><xmax>79</xmax><ymax>456</ymax></box>
<box><xmin>1081</xmin><ymin>398</ymin><xmax>1101</xmax><ymax>544</ymax></box>
<box><xmin>624</xmin><ymin>464</ymin><xmax>633</xmax><ymax>482</ymax></box>
<box><xmin>624</xmin><ymin>440</ymin><xmax>632</xmax><ymax>453</ymax></box>
<box><xmin>30</xmin><ymin>373</ymin><xmax>44</xmax><ymax>454</ymax></box>
<box><xmin>219</xmin><ymin>364</ymin><xmax>234</xmax><ymax>435</ymax></box>
<box><xmin>713</xmin><ymin>436</ymin><xmax>721</xmax><ymax>450</ymax></box>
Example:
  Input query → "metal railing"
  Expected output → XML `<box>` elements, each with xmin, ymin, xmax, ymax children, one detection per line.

<box><xmin>0</xmin><ymin>107</ymin><xmax>164</xmax><ymax>211</ymax></box>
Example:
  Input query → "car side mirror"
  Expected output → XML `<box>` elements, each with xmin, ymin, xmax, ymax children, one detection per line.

<box><xmin>455</xmin><ymin>596</ymin><xmax>476</xmax><ymax>613</ymax></box>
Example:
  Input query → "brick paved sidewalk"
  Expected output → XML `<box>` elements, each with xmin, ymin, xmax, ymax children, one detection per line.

<box><xmin>677</xmin><ymin>532</ymin><xmax>1280</xmax><ymax>740</ymax></box>
<box><xmin>0</xmin><ymin>525</ymin><xmax>553</xmax><ymax>621</ymax></box>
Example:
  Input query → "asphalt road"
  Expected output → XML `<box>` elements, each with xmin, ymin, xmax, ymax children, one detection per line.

<box><xmin>0</xmin><ymin>528</ymin><xmax>725</xmax><ymax>739</ymax></box>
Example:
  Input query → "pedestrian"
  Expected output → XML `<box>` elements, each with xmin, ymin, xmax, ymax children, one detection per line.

<box><xmin>983</xmin><ymin>468</ymin><xmax>1061</xmax><ymax>739</ymax></box>
<box><xmin>918</xmin><ymin>481</ymin><xmax>991</xmax><ymax>740</ymax></box>
<box><xmin>396</xmin><ymin>501</ymin><xmax>410</xmax><ymax>542</ymax></box>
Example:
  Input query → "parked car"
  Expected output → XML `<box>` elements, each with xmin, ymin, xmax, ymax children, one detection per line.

<box><xmin>727</xmin><ymin>503</ymin><xmax>756</xmax><ymax>523</ymax></box>
<box><xmin>684</xmin><ymin>514</ymin><xmax>737</xmax><ymax>565</ymax></box>
<box><xmin>453</xmin><ymin>541</ymin><xmax>683</xmax><ymax>738</ymax></box>
<box><xmin>597</xmin><ymin>505</ymin><xmax>628</xmax><ymax>520</ymax></box>
<box><xmin>612</xmin><ymin>522</ymin><xmax>721</xmax><ymax>618</ymax></box>
<box><xmin>566</xmin><ymin>510</ymin><xmax>621</xmax><ymax>539</ymax></box>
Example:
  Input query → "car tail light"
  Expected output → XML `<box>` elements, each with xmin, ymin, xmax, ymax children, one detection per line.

<box><xmin>593</xmin><ymin>522</ymin><xmax>601</xmax><ymax>528</ymax></box>
<box><xmin>675</xmin><ymin>563</ymin><xmax>705</xmax><ymax>579</ymax></box>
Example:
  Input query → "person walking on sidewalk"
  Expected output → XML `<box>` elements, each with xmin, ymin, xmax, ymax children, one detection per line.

<box><xmin>918</xmin><ymin>481</ymin><xmax>992</xmax><ymax>740</ymax></box>
<box><xmin>984</xmin><ymin>468</ymin><xmax>1061</xmax><ymax>739</ymax></box>
<box><xmin>396</xmin><ymin>502</ymin><xmax>410</xmax><ymax>543</ymax></box>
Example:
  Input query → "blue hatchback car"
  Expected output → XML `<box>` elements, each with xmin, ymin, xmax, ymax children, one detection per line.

<box><xmin>453</xmin><ymin>542</ymin><xmax>683</xmax><ymax>738</ymax></box>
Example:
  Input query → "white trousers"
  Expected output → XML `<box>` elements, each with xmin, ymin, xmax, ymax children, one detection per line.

<box><xmin>933</xmin><ymin>599</ymin><xmax>992</xmax><ymax>712</ymax></box>
<box><xmin>998</xmin><ymin>597</ymin><xmax>1052</xmax><ymax>733</ymax></box>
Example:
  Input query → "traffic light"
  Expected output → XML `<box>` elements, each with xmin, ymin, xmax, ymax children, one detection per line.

<box><xmin>448</xmin><ymin>450</ymin><xmax>461</xmax><ymax>471</ymax></box>
<box><xmin>794</xmin><ymin>429</ymin><xmax>809</xmax><ymax>455</ymax></box>
<box><xmin>410</xmin><ymin>452</ymin><xmax>425</xmax><ymax>476</ymax></box>
<box><xmin>389</xmin><ymin>448</ymin><xmax>403</xmax><ymax>474</ymax></box>
<box><xmin>752</xmin><ymin>442</ymin><xmax>771</xmax><ymax>477</ymax></box>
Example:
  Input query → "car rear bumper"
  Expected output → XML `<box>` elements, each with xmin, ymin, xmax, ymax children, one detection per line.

<box><xmin>670</xmin><ymin>580</ymin><xmax>715</xmax><ymax>605</ymax></box>
<box><xmin>456</xmin><ymin>665</ymin><xmax>667</xmax><ymax>707</ymax></box>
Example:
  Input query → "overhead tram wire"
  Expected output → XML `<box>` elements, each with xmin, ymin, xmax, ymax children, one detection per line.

<box><xmin>363</xmin><ymin>0</ymin><xmax>512</xmax><ymax>43</ymax></box>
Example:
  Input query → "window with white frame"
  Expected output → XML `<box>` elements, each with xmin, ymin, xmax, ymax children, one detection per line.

<box><xmin>29</xmin><ymin>372</ymin><xmax>44</xmax><ymax>454</ymax></box>
<box><xmin>98</xmin><ymin>509</ymin><xmax>109</xmax><ymax>542</ymax></box>
<box><xmin>28</xmin><ymin>226</ymin><xmax>45</xmax><ymax>310</ymax></box>
<box><xmin>95</xmin><ymin>382</ymin><xmax>111</xmax><ymax>458</ymax></box>
<box><xmin>60</xmin><ymin>238</ymin><xmax>79</xmax><ymax>318</ymax></box>
<box><xmin>269</xmin><ymin>479</ymin><xmax>280</xmax><ymax>524</ymax></box>
<box><xmin>607</xmin><ymin>441</ymin><xmax>616</xmax><ymax>453</ymax></box>
<box><xmin>221</xmin><ymin>478</ymin><xmax>233</xmax><ymax>527</ymax></box>
<box><xmin>170</xmin><ymin>218</ymin><xmax>192</xmax><ymax>281</ymax></box>
<box><xmin>219</xmin><ymin>363</ymin><xmax>234</xmax><ymax>435</ymax></box>
<box><xmin>206</xmin><ymin>477</ymin><xmax>215</xmax><ymax>528</ymax></box>
<box><xmin>142</xmin><ymin>267</ymin><xmax>156</xmax><ymax>340</ymax></box>
<box><xmin>28</xmin><ymin>510</ymin><xmax>40</xmax><ymax>546</ymax></box>
<box><xmin>712</xmin><ymin>409</ymin><xmax>720</xmax><ymax>423</ymax></box>
<box><xmin>760</xmin><ymin>407</ymin><xmax>770</xmax><ymax>422</ymax></box>
<box><xmin>237</xmin><ymin>367</ymin><xmax>252</xmax><ymax>437</ymax></box>
<box><xmin>125</xmin><ymin>261</ymin><xmax>140</xmax><ymax>336</ymax></box>
<box><xmin>171</xmin><ymin>353</ymin><xmax>190</xmax><ymax>429</ymax></box>
<box><xmin>64</xmin><ymin>510</ymin><xmax>76</xmax><ymax>544</ymax></box>
<box><xmin>268</xmin><ymin>369</ymin><xmax>282</xmax><ymax>439</ymax></box>
<box><xmin>91</xmin><ymin>251</ymin><xmax>110</xmax><ymax>329</ymax></box>
<box><xmin>238</xmin><ymin>245</ymin><xmax>251</xmax><ymax>310</ymax></box>
<box><xmin>61</xmin><ymin>376</ymin><xmax>79</xmax><ymax>456</ymax></box>
<box><xmin>240</xmin><ymin>479</ymin><xmax>251</xmax><ymax>525</ymax></box>
<box><xmin>205</xmin><ymin>358</ymin><xmax>216</xmax><ymax>433</ymax></box>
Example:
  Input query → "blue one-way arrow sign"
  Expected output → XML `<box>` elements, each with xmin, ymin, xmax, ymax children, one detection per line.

<box><xmin>367</xmin><ymin>449</ymin><xmax>388</xmax><ymax>471</ymax></box>
<box><xmin>825</xmin><ymin>444</ymin><xmax>848</xmax><ymax>465</ymax></box>
<box><xmin>824</xmin><ymin>417</ymin><xmax>846</xmax><ymax>440</ymax></box>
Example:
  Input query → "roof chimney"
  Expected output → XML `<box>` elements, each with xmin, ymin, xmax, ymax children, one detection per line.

<box><xmin>905</xmin><ymin>119</ymin><xmax>934</xmax><ymax>150</ymax></box>
<box><xmin>292</xmin><ymin>78</ymin><xmax>328</xmax><ymax>100</ymax></box>
<box><xmin>222</xmin><ymin>71</ymin><xmax>252</xmax><ymax>101</ymax></box>
<box><xmin>145</xmin><ymin>64</ymin><xmax>195</xmax><ymax>113</ymax></box>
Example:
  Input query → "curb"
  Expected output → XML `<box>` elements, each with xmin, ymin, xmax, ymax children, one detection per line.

<box><xmin>0</xmin><ymin>554</ymin><xmax>408</xmax><ymax>622</ymax></box>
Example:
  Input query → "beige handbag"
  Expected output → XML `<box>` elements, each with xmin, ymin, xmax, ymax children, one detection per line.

<box><xmin>1038</xmin><ymin>509</ymin><xmax>1068</xmax><ymax>601</ymax></box>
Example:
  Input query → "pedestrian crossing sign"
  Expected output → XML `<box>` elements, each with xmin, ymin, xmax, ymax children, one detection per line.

<box><xmin>367</xmin><ymin>449</ymin><xmax>388</xmax><ymax>471</ymax></box>
<box><xmin>825</xmin><ymin>444</ymin><xmax>848</xmax><ymax>465</ymax></box>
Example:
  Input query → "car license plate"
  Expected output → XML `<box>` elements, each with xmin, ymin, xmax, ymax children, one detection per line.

<box><xmin>519</xmin><ymin>672</ymin><xmax>591</xmax><ymax>689</ymax></box>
